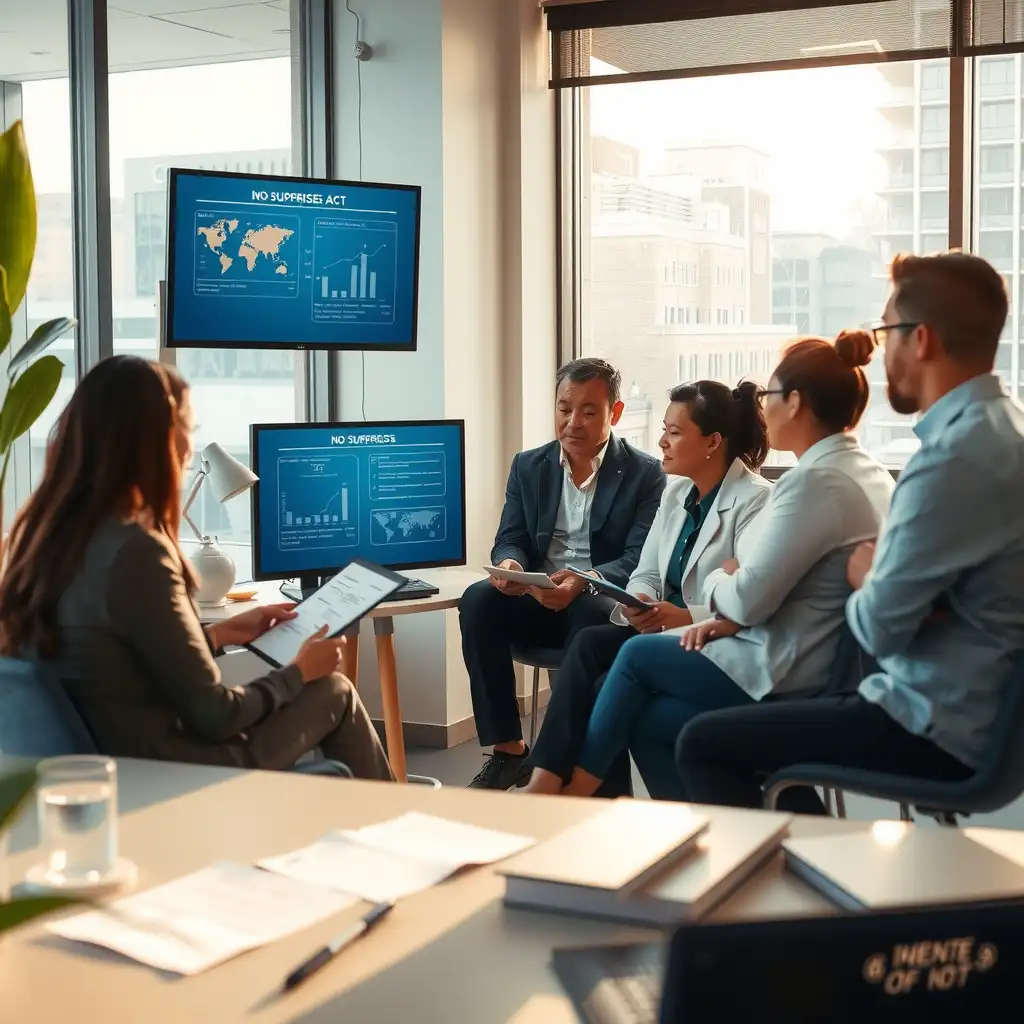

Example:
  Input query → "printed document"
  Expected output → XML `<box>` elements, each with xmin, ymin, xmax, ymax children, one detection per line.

<box><xmin>343</xmin><ymin>812</ymin><xmax>535</xmax><ymax>865</ymax></box>
<box><xmin>261</xmin><ymin>813</ymin><xmax>536</xmax><ymax>903</ymax></box>
<box><xmin>260</xmin><ymin>832</ymin><xmax>456</xmax><ymax>903</ymax></box>
<box><xmin>47</xmin><ymin>862</ymin><xmax>358</xmax><ymax>975</ymax></box>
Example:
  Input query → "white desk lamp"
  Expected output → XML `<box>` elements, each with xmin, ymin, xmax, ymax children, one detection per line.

<box><xmin>182</xmin><ymin>442</ymin><xmax>258</xmax><ymax>607</ymax></box>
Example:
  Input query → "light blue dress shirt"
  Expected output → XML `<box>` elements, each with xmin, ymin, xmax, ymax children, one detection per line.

<box><xmin>851</xmin><ymin>374</ymin><xmax>1024</xmax><ymax>769</ymax></box>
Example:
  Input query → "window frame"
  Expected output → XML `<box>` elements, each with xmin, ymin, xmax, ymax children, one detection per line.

<box><xmin>555</xmin><ymin>51</ymin><xmax>1013</xmax><ymax>470</ymax></box>
<box><xmin>2</xmin><ymin>0</ymin><xmax>335</xmax><ymax>523</ymax></box>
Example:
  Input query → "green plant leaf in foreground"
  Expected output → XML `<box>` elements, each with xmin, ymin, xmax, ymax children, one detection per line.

<box><xmin>0</xmin><ymin>770</ymin><xmax>36</xmax><ymax>832</ymax></box>
<box><xmin>0</xmin><ymin>121</ymin><xmax>37</xmax><ymax>315</ymax></box>
<box><xmin>0</xmin><ymin>896</ymin><xmax>80</xmax><ymax>933</ymax></box>
<box><xmin>0</xmin><ymin>353</ymin><xmax>62</xmax><ymax>455</ymax></box>
<box><xmin>8</xmin><ymin>316</ymin><xmax>75</xmax><ymax>376</ymax></box>
<box><xmin>0</xmin><ymin>268</ymin><xmax>11</xmax><ymax>358</ymax></box>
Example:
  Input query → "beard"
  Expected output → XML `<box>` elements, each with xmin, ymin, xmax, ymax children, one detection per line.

<box><xmin>886</xmin><ymin>376</ymin><xmax>919</xmax><ymax>416</ymax></box>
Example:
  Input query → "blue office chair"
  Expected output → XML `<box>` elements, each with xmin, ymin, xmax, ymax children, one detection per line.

<box><xmin>0</xmin><ymin>656</ymin><xmax>99</xmax><ymax>757</ymax></box>
<box><xmin>0</xmin><ymin>654</ymin><xmax>353</xmax><ymax>778</ymax></box>
<box><xmin>764</xmin><ymin>651</ymin><xmax>1024</xmax><ymax>826</ymax></box>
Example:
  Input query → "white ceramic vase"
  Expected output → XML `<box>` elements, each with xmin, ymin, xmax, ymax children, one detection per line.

<box><xmin>191</xmin><ymin>539</ymin><xmax>236</xmax><ymax>607</ymax></box>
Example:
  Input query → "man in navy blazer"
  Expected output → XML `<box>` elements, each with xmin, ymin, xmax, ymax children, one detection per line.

<box><xmin>462</xmin><ymin>358</ymin><xmax>665</xmax><ymax>789</ymax></box>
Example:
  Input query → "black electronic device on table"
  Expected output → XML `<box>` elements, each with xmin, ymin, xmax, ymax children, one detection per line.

<box><xmin>552</xmin><ymin>901</ymin><xmax>1022</xmax><ymax>1023</ymax></box>
<box><xmin>251</xmin><ymin>420</ymin><xmax>466</xmax><ymax>602</ymax></box>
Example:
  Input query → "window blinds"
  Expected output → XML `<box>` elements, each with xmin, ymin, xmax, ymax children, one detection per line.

<box><xmin>544</xmin><ymin>1</ymin><xmax>1024</xmax><ymax>87</ymax></box>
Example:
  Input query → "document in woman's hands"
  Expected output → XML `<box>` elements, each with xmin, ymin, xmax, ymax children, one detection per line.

<box><xmin>247</xmin><ymin>559</ymin><xmax>405</xmax><ymax>667</ymax></box>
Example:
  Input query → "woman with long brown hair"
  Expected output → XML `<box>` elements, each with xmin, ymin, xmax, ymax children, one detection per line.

<box><xmin>0</xmin><ymin>356</ymin><xmax>392</xmax><ymax>778</ymax></box>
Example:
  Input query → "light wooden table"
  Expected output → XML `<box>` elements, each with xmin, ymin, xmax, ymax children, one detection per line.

<box><xmin>1</xmin><ymin>759</ymin><xmax>867</xmax><ymax>1024</ymax></box>
<box><xmin>202</xmin><ymin>568</ymin><xmax>485</xmax><ymax>782</ymax></box>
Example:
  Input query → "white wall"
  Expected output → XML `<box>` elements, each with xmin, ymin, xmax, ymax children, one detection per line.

<box><xmin>331</xmin><ymin>0</ymin><xmax>557</xmax><ymax>737</ymax></box>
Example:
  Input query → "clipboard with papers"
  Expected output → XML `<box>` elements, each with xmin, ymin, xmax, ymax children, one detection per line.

<box><xmin>246</xmin><ymin>558</ymin><xmax>406</xmax><ymax>668</ymax></box>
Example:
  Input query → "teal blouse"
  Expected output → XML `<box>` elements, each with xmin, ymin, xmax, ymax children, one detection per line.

<box><xmin>663</xmin><ymin>484</ymin><xmax>720</xmax><ymax>608</ymax></box>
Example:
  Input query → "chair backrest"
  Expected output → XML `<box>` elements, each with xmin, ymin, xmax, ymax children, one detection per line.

<box><xmin>0</xmin><ymin>656</ymin><xmax>98</xmax><ymax>757</ymax></box>
<box><xmin>958</xmin><ymin>651</ymin><xmax>1024</xmax><ymax>809</ymax></box>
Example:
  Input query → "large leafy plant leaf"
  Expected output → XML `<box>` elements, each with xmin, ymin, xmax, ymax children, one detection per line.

<box><xmin>0</xmin><ymin>353</ymin><xmax>62</xmax><ymax>455</ymax></box>
<box><xmin>0</xmin><ymin>770</ymin><xmax>35</xmax><ymax>832</ymax></box>
<box><xmin>0</xmin><ymin>121</ymin><xmax>37</xmax><ymax>316</ymax></box>
<box><xmin>0</xmin><ymin>267</ymin><xmax>11</xmax><ymax>359</ymax></box>
<box><xmin>0</xmin><ymin>771</ymin><xmax>80</xmax><ymax>934</ymax></box>
<box><xmin>9</xmin><ymin>316</ymin><xmax>75</xmax><ymax>375</ymax></box>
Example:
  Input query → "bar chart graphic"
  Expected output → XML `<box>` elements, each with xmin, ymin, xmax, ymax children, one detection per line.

<box><xmin>311</xmin><ymin>215</ymin><xmax>399</xmax><ymax>326</ymax></box>
<box><xmin>276</xmin><ymin>453</ymin><xmax>359</xmax><ymax>552</ymax></box>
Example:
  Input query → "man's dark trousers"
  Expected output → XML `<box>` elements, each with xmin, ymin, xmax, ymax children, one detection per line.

<box><xmin>460</xmin><ymin>580</ymin><xmax>612</xmax><ymax>747</ymax></box>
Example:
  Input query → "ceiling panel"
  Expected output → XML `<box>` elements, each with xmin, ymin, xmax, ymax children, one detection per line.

<box><xmin>111</xmin><ymin>0</ymin><xmax>277</xmax><ymax>14</ymax></box>
<box><xmin>161</xmin><ymin>3</ymin><xmax>290</xmax><ymax>47</ymax></box>
<box><xmin>0</xmin><ymin>1</ymin><xmax>291</xmax><ymax>81</ymax></box>
<box><xmin>109</xmin><ymin>15</ymin><xmax>287</xmax><ymax>68</ymax></box>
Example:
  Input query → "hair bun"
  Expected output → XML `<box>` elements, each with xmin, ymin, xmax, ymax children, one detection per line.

<box><xmin>833</xmin><ymin>328</ymin><xmax>876</xmax><ymax>369</ymax></box>
<box><xmin>732</xmin><ymin>380</ymin><xmax>757</xmax><ymax>401</ymax></box>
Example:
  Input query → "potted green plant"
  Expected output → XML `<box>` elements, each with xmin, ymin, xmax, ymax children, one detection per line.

<box><xmin>0</xmin><ymin>119</ymin><xmax>76</xmax><ymax>538</ymax></box>
<box><xmin>0</xmin><ymin>770</ymin><xmax>76</xmax><ymax>931</ymax></box>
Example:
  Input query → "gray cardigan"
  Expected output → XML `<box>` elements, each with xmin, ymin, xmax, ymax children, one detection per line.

<box><xmin>50</xmin><ymin>519</ymin><xmax>303</xmax><ymax>765</ymax></box>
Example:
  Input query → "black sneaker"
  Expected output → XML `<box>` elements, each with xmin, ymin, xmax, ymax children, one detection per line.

<box><xmin>468</xmin><ymin>748</ymin><xmax>533</xmax><ymax>790</ymax></box>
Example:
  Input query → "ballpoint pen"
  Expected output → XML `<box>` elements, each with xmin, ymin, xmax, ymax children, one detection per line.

<box><xmin>282</xmin><ymin>901</ymin><xmax>394</xmax><ymax>992</ymax></box>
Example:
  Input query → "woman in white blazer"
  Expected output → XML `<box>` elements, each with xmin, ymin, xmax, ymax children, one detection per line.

<box><xmin>549</xmin><ymin>330</ymin><xmax>895</xmax><ymax>801</ymax></box>
<box><xmin>522</xmin><ymin>380</ymin><xmax>773</xmax><ymax>796</ymax></box>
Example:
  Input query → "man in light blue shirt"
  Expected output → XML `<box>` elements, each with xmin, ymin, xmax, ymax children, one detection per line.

<box><xmin>674</xmin><ymin>251</ymin><xmax>1024</xmax><ymax>812</ymax></box>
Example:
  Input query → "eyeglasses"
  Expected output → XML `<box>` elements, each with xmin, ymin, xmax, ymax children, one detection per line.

<box><xmin>756</xmin><ymin>388</ymin><xmax>785</xmax><ymax>402</ymax></box>
<box><xmin>869</xmin><ymin>321</ymin><xmax>920</xmax><ymax>345</ymax></box>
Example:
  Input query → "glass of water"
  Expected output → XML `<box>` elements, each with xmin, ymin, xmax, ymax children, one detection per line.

<box><xmin>35</xmin><ymin>756</ymin><xmax>118</xmax><ymax>887</ymax></box>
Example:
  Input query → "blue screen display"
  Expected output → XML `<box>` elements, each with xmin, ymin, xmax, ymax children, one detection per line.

<box><xmin>252</xmin><ymin>422</ymin><xmax>466</xmax><ymax>578</ymax></box>
<box><xmin>167</xmin><ymin>170</ymin><xmax>420</xmax><ymax>349</ymax></box>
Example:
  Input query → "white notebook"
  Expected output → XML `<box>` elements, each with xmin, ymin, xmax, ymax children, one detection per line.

<box><xmin>501</xmin><ymin>802</ymin><xmax>789</xmax><ymax>926</ymax></box>
<box><xmin>785</xmin><ymin>824</ymin><xmax>1024</xmax><ymax>912</ymax></box>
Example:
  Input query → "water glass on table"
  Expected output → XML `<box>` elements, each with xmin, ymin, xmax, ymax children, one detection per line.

<box><xmin>33</xmin><ymin>756</ymin><xmax>123</xmax><ymax>890</ymax></box>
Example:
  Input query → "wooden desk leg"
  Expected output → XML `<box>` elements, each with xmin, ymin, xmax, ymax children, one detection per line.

<box><xmin>374</xmin><ymin>616</ymin><xmax>408</xmax><ymax>783</ymax></box>
<box><xmin>341</xmin><ymin>625</ymin><xmax>360</xmax><ymax>690</ymax></box>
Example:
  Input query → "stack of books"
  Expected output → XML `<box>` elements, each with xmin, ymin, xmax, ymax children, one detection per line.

<box><xmin>500</xmin><ymin>799</ymin><xmax>792</xmax><ymax>926</ymax></box>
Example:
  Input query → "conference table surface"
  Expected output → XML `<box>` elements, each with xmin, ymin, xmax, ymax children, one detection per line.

<box><xmin>1</xmin><ymin>759</ymin><xmax>868</xmax><ymax>1024</ymax></box>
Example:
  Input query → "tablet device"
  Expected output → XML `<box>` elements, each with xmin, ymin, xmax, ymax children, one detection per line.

<box><xmin>246</xmin><ymin>559</ymin><xmax>405</xmax><ymax>668</ymax></box>
<box><xmin>566</xmin><ymin>567</ymin><xmax>654</xmax><ymax>611</ymax></box>
<box><xmin>484</xmin><ymin>565</ymin><xmax>556</xmax><ymax>589</ymax></box>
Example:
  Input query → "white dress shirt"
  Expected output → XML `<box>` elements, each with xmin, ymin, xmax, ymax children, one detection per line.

<box><xmin>541</xmin><ymin>443</ymin><xmax>609</xmax><ymax>574</ymax></box>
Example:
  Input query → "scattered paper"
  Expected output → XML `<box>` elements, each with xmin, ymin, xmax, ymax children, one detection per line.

<box><xmin>261</xmin><ymin>832</ymin><xmax>456</xmax><ymax>903</ymax></box>
<box><xmin>343</xmin><ymin>811</ymin><xmax>536</xmax><ymax>867</ymax></box>
<box><xmin>47</xmin><ymin>862</ymin><xmax>358</xmax><ymax>975</ymax></box>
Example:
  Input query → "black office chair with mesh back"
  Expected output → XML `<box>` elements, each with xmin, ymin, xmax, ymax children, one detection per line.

<box><xmin>764</xmin><ymin>652</ymin><xmax>1024</xmax><ymax>826</ymax></box>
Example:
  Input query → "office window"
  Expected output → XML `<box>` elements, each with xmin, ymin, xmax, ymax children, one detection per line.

<box><xmin>573</xmin><ymin>61</ymin><xmax>943</xmax><ymax>466</ymax></box>
<box><xmin>921</xmin><ymin>62</ymin><xmax>949</xmax><ymax>99</ymax></box>
<box><xmin>980</xmin><ymin>101</ymin><xmax>1014</xmax><ymax>142</ymax></box>
<box><xmin>107</xmin><ymin>1</ymin><xmax>299</xmax><ymax>555</ymax></box>
<box><xmin>920</xmin><ymin>191</ymin><xmax>949</xmax><ymax>229</ymax></box>
<box><xmin>981</xmin><ymin>145</ymin><xmax>1015</xmax><ymax>184</ymax></box>
<box><xmin>980</xmin><ymin>188</ymin><xmax>1013</xmax><ymax>228</ymax></box>
<box><xmin>979</xmin><ymin>57</ymin><xmax>1015</xmax><ymax>97</ymax></box>
<box><xmin>11</xmin><ymin>1</ymin><xmax>75</xmax><ymax>493</ymax></box>
<box><xmin>920</xmin><ymin>148</ymin><xmax>949</xmax><ymax>187</ymax></box>
<box><xmin>920</xmin><ymin>106</ymin><xmax>950</xmax><ymax>145</ymax></box>
<box><xmin>978</xmin><ymin>231</ymin><xmax>1014</xmax><ymax>270</ymax></box>
<box><xmin>920</xmin><ymin>233</ymin><xmax>949</xmax><ymax>253</ymax></box>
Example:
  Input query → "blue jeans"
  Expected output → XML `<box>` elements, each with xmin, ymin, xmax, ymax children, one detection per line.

<box><xmin>578</xmin><ymin>635</ymin><xmax>753</xmax><ymax>800</ymax></box>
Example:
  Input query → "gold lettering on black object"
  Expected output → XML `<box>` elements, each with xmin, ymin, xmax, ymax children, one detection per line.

<box><xmin>863</xmin><ymin>936</ymin><xmax>998</xmax><ymax>996</ymax></box>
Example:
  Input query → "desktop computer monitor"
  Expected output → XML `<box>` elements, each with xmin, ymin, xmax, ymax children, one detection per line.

<box><xmin>165</xmin><ymin>168</ymin><xmax>421</xmax><ymax>352</ymax></box>
<box><xmin>250</xmin><ymin>420</ymin><xmax>466</xmax><ymax>591</ymax></box>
